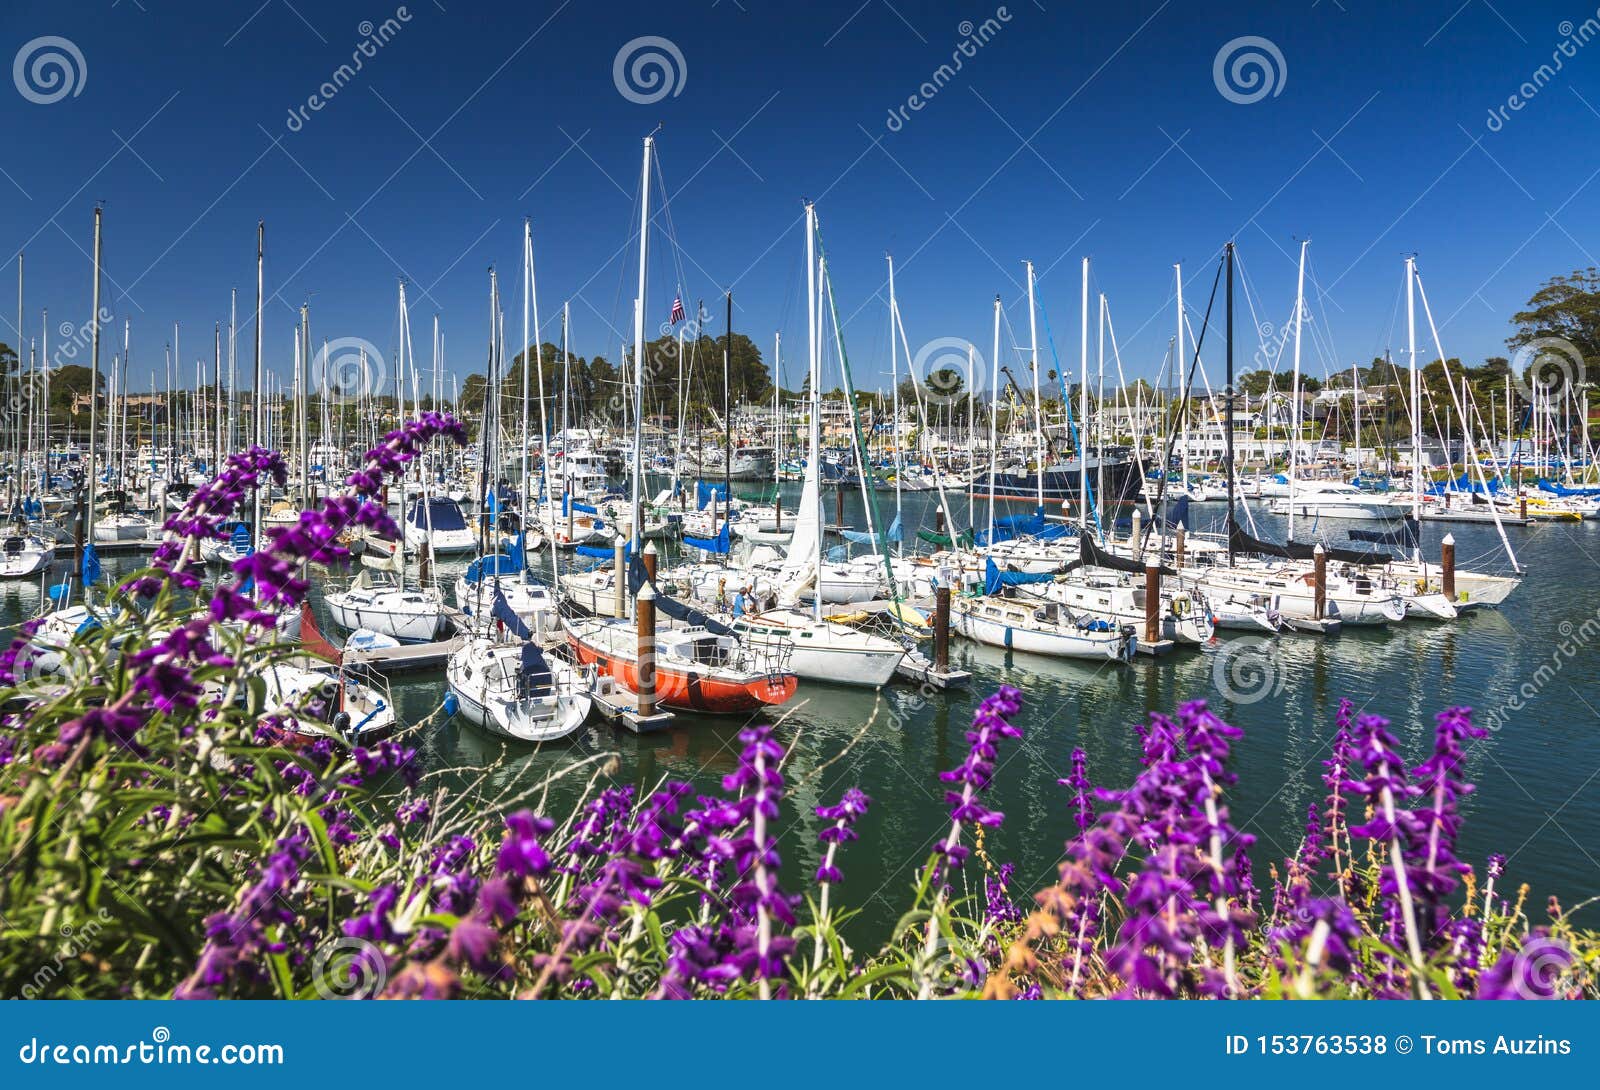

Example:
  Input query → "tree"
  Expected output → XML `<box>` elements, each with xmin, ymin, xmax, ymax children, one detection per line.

<box><xmin>0</xmin><ymin>341</ymin><xmax>16</xmax><ymax>380</ymax></box>
<box><xmin>1509</xmin><ymin>269</ymin><xmax>1600</xmax><ymax>396</ymax></box>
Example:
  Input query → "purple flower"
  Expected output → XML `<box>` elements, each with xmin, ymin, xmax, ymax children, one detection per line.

<box><xmin>934</xmin><ymin>686</ymin><xmax>1023</xmax><ymax>874</ymax></box>
<box><xmin>496</xmin><ymin>811</ymin><xmax>554</xmax><ymax>879</ymax></box>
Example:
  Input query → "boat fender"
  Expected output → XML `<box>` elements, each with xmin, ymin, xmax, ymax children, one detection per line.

<box><xmin>442</xmin><ymin>692</ymin><xmax>460</xmax><ymax>718</ymax></box>
<box><xmin>331</xmin><ymin>711</ymin><xmax>352</xmax><ymax>738</ymax></box>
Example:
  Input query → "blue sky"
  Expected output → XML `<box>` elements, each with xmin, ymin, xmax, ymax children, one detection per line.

<box><xmin>3</xmin><ymin>0</ymin><xmax>1599</xmax><ymax>397</ymax></box>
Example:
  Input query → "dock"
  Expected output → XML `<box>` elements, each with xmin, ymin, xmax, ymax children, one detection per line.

<box><xmin>1281</xmin><ymin>616</ymin><xmax>1342</xmax><ymax>636</ymax></box>
<box><xmin>591</xmin><ymin>676</ymin><xmax>676</xmax><ymax>732</ymax></box>
<box><xmin>344</xmin><ymin>635</ymin><xmax>464</xmax><ymax>672</ymax></box>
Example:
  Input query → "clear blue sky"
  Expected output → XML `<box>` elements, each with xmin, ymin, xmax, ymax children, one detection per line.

<box><xmin>4</xmin><ymin>0</ymin><xmax>1598</xmax><ymax>397</ymax></box>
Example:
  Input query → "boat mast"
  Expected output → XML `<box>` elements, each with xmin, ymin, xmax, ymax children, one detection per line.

<box><xmin>251</xmin><ymin>221</ymin><xmax>263</xmax><ymax>544</ymax></box>
<box><xmin>630</xmin><ymin>135</ymin><xmax>651</xmax><ymax>553</ymax></box>
<box><xmin>1406</xmin><ymin>256</ymin><xmax>1421</xmax><ymax>551</ymax></box>
<box><xmin>887</xmin><ymin>255</ymin><xmax>902</xmax><ymax>529</ymax></box>
<box><xmin>806</xmin><ymin>201</ymin><xmax>822</xmax><ymax>625</ymax></box>
<box><xmin>1079</xmin><ymin>256</ymin><xmax>1090</xmax><ymax>527</ymax></box>
<box><xmin>1288</xmin><ymin>239</ymin><xmax>1307</xmax><ymax>543</ymax></box>
<box><xmin>1026</xmin><ymin>260</ymin><xmax>1043</xmax><ymax>514</ymax></box>
<box><xmin>1225</xmin><ymin>242</ymin><xmax>1235</xmax><ymax>567</ymax></box>
<box><xmin>987</xmin><ymin>294</ymin><xmax>1001</xmax><ymax>543</ymax></box>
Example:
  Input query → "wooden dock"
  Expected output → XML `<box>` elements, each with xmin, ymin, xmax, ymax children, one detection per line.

<box><xmin>591</xmin><ymin>676</ymin><xmax>675</xmax><ymax>733</ymax></box>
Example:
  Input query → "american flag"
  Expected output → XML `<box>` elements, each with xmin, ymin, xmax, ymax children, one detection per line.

<box><xmin>669</xmin><ymin>295</ymin><xmax>685</xmax><ymax>324</ymax></box>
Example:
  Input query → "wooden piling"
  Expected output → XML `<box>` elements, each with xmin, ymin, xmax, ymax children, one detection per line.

<box><xmin>835</xmin><ymin>483</ymin><xmax>845</xmax><ymax>527</ymax></box>
<box><xmin>1174</xmin><ymin>524</ymin><xmax>1186</xmax><ymax>571</ymax></box>
<box><xmin>1313</xmin><ymin>544</ymin><xmax>1327</xmax><ymax>621</ymax></box>
<box><xmin>1441</xmin><ymin>533</ymin><xmax>1455</xmax><ymax>601</ymax></box>
<box><xmin>642</xmin><ymin>539</ymin><xmax>658</xmax><ymax>581</ymax></box>
<box><xmin>1130</xmin><ymin>508</ymin><xmax>1142</xmax><ymax>548</ymax></box>
<box><xmin>934</xmin><ymin>584</ymin><xmax>951</xmax><ymax>671</ymax></box>
<box><xmin>636</xmin><ymin>582</ymin><xmax>657</xmax><ymax>717</ymax></box>
<box><xmin>1144</xmin><ymin>563</ymin><xmax>1160</xmax><ymax>645</ymax></box>
<box><xmin>613</xmin><ymin>535</ymin><xmax>626</xmax><ymax>619</ymax></box>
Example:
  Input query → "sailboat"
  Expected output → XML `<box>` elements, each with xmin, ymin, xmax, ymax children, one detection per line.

<box><xmin>256</xmin><ymin>604</ymin><xmax>398</xmax><ymax>748</ymax></box>
<box><xmin>561</xmin><ymin>135</ymin><xmax>797</xmax><ymax>714</ymax></box>
<box><xmin>447</xmin><ymin>588</ymin><xmax>592</xmax><ymax>742</ymax></box>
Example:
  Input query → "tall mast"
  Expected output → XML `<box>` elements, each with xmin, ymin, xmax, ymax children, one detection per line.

<box><xmin>887</xmin><ymin>255</ymin><xmax>902</xmax><ymax>527</ymax></box>
<box><xmin>228</xmin><ymin>289</ymin><xmax>237</xmax><ymax>454</ymax></box>
<box><xmin>251</xmin><ymin>222</ymin><xmax>263</xmax><ymax>544</ymax></box>
<box><xmin>12</xmin><ymin>252</ymin><xmax>21</xmax><ymax>510</ymax></box>
<box><xmin>1025</xmin><ymin>260</ymin><xmax>1043</xmax><ymax>512</ymax></box>
<box><xmin>805</xmin><ymin>202</ymin><xmax>822</xmax><ymax>625</ymax></box>
<box><xmin>520</xmin><ymin>218</ymin><xmax>532</xmax><ymax>517</ymax></box>
<box><xmin>83</xmin><ymin>206</ymin><xmax>102</xmax><ymax>562</ymax></box>
<box><xmin>528</xmin><ymin>221</ymin><xmax>550</xmax><ymax>512</ymax></box>
<box><xmin>630</xmin><ymin>136</ymin><xmax>652</xmax><ymax>552</ymax></box>
<box><xmin>1224</xmin><ymin>242</ymin><xmax>1236</xmax><ymax>567</ymax></box>
<box><xmin>1405</xmin><ymin>255</ymin><xmax>1421</xmax><ymax>544</ymax></box>
<box><xmin>988</xmin><ymin>294</ymin><xmax>1001</xmax><ymax>543</ymax></box>
<box><xmin>1079</xmin><ymin>256</ymin><xmax>1090</xmax><ymax>526</ymax></box>
<box><xmin>1288</xmin><ymin>239</ymin><xmax>1307</xmax><ymax>542</ymax></box>
<box><xmin>723</xmin><ymin>290</ymin><xmax>733</xmax><ymax>524</ymax></box>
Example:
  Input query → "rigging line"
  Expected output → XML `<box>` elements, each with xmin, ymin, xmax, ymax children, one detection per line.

<box><xmin>1034</xmin><ymin>292</ymin><xmax>1104</xmax><ymax>542</ymax></box>
<box><xmin>1142</xmin><ymin>252</ymin><xmax>1225</xmax><ymax>562</ymax></box>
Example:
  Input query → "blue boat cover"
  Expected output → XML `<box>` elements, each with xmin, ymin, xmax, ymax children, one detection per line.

<box><xmin>696</xmin><ymin>480</ymin><xmax>730</xmax><ymax>510</ymax></box>
<box><xmin>683</xmin><ymin>522</ymin><xmax>731</xmax><ymax>553</ymax></box>
<box><xmin>984</xmin><ymin>557</ymin><xmax>1054</xmax><ymax>596</ymax></box>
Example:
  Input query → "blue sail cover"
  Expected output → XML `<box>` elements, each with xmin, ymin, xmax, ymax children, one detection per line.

<box><xmin>576</xmin><ymin>541</ymin><xmax>630</xmax><ymax>560</ymax></box>
<box><xmin>491</xmin><ymin>587</ymin><xmax>532</xmax><ymax>641</ymax></box>
<box><xmin>1538</xmin><ymin>478</ymin><xmax>1600</xmax><ymax>497</ymax></box>
<box><xmin>571</xmin><ymin>501</ymin><xmax>599</xmax><ymax>515</ymax></box>
<box><xmin>984</xmin><ymin>557</ymin><xmax>1054</xmax><ymax>596</ymax></box>
<box><xmin>696</xmin><ymin>480</ymin><xmax>729</xmax><ymax>510</ymax></box>
<box><xmin>81</xmin><ymin>543</ymin><xmax>101</xmax><ymax>586</ymax></box>
<box><xmin>840</xmin><ymin>515</ymin><xmax>903</xmax><ymax>548</ymax></box>
<box><xmin>409</xmin><ymin>497</ymin><xmax>469</xmax><ymax>531</ymax></box>
<box><xmin>683</xmin><ymin>522</ymin><xmax>731</xmax><ymax>553</ymax></box>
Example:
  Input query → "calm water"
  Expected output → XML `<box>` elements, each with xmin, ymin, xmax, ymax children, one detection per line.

<box><xmin>7</xmin><ymin>489</ymin><xmax>1598</xmax><ymax>939</ymax></box>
